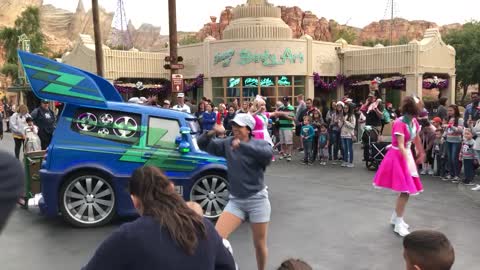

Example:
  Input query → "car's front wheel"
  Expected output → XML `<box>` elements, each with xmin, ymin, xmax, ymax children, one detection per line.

<box><xmin>189</xmin><ymin>173</ymin><xmax>229</xmax><ymax>219</ymax></box>
<box><xmin>59</xmin><ymin>172</ymin><xmax>116</xmax><ymax>227</ymax></box>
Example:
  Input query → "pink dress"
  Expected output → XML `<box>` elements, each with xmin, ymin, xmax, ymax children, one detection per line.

<box><xmin>373</xmin><ymin>117</ymin><xmax>424</xmax><ymax>195</ymax></box>
<box><xmin>252</xmin><ymin>113</ymin><xmax>273</xmax><ymax>146</ymax></box>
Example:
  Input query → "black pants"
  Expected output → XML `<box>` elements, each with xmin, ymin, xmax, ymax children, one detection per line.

<box><xmin>435</xmin><ymin>155</ymin><xmax>447</xmax><ymax>177</ymax></box>
<box><xmin>463</xmin><ymin>159</ymin><xmax>475</xmax><ymax>183</ymax></box>
<box><xmin>38</xmin><ymin>131</ymin><xmax>52</xmax><ymax>150</ymax></box>
<box><xmin>14</xmin><ymin>138</ymin><xmax>24</xmax><ymax>159</ymax></box>
<box><xmin>311</xmin><ymin>134</ymin><xmax>319</xmax><ymax>161</ymax></box>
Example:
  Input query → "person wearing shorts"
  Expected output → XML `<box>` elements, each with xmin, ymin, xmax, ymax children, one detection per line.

<box><xmin>278</xmin><ymin>97</ymin><xmax>295</xmax><ymax>161</ymax></box>
<box><xmin>198</xmin><ymin>114</ymin><xmax>273</xmax><ymax>270</ymax></box>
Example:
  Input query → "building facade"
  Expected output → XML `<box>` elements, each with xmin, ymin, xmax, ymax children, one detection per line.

<box><xmin>62</xmin><ymin>0</ymin><xmax>456</xmax><ymax>107</ymax></box>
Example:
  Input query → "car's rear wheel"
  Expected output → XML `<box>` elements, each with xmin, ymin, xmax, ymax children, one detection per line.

<box><xmin>189</xmin><ymin>173</ymin><xmax>229</xmax><ymax>219</ymax></box>
<box><xmin>59</xmin><ymin>172</ymin><xmax>116</xmax><ymax>227</ymax></box>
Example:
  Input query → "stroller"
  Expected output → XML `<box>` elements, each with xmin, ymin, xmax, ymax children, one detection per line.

<box><xmin>362</xmin><ymin>125</ymin><xmax>389</xmax><ymax>170</ymax></box>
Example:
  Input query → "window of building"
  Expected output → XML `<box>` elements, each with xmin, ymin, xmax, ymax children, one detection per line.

<box><xmin>147</xmin><ymin>117</ymin><xmax>180</xmax><ymax>150</ymax></box>
<box><xmin>212</xmin><ymin>76</ymin><xmax>306</xmax><ymax>105</ymax></box>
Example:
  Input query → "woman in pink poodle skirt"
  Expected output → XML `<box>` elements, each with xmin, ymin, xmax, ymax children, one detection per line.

<box><xmin>373</xmin><ymin>96</ymin><xmax>426</xmax><ymax>237</ymax></box>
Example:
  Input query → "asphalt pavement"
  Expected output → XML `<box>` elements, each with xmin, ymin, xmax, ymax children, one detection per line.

<box><xmin>0</xmin><ymin>131</ymin><xmax>479</xmax><ymax>270</ymax></box>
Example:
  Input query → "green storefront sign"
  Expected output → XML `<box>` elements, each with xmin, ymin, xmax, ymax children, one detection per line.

<box><xmin>214</xmin><ymin>48</ymin><xmax>304</xmax><ymax>67</ymax></box>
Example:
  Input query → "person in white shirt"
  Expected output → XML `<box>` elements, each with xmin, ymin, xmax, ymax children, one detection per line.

<box><xmin>172</xmin><ymin>93</ymin><xmax>191</xmax><ymax>114</ymax></box>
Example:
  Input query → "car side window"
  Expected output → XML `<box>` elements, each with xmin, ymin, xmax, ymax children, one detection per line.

<box><xmin>71</xmin><ymin>108</ymin><xmax>141</xmax><ymax>145</ymax></box>
<box><xmin>147</xmin><ymin>117</ymin><xmax>180</xmax><ymax>149</ymax></box>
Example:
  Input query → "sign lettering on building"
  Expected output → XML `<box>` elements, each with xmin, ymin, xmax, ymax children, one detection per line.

<box><xmin>214</xmin><ymin>48</ymin><xmax>304</xmax><ymax>67</ymax></box>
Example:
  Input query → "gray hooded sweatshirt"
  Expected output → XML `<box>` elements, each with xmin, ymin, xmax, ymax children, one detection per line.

<box><xmin>197</xmin><ymin>134</ymin><xmax>273</xmax><ymax>199</ymax></box>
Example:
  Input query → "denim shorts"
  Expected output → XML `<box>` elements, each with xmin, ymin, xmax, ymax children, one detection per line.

<box><xmin>224</xmin><ymin>188</ymin><xmax>271</xmax><ymax>223</ymax></box>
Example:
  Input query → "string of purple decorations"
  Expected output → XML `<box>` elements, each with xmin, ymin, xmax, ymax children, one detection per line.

<box><xmin>423</xmin><ymin>79</ymin><xmax>448</xmax><ymax>90</ymax></box>
<box><xmin>184</xmin><ymin>74</ymin><xmax>204</xmax><ymax>92</ymax></box>
<box><xmin>313</xmin><ymin>73</ymin><xmax>347</xmax><ymax>91</ymax></box>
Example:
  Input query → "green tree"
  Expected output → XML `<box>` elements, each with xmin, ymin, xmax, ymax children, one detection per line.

<box><xmin>179</xmin><ymin>35</ymin><xmax>201</xmax><ymax>45</ymax></box>
<box><xmin>444</xmin><ymin>21</ymin><xmax>480</xmax><ymax>104</ymax></box>
<box><xmin>331</xmin><ymin>26</ymin><xmax>357</xmax><ymax>44</ymax></box>
<box><xmin>0</xmin><ymin>6</ymin><xmax>45</xmax><ymax>80</ymax></box>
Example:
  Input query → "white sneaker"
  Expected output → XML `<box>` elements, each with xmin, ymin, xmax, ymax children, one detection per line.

<box><xmin>347</xmin><ymin>163</ymin><xmax>355</xmax><ymax>168</ymax></box>
<box><xmin>341</xmin><ymin>162</ymin><xmax>347</xmax><ymax>167</ymax></box>
<box><xmin>394</xmin><ymin>222</ymin><xmax>410</xmax><ymax>237</ymax></box>
<box><xmin>428</xmin><ymin>169</ymin><xmax>434</xmax><ymax>176</ymax></box>
<box><xmin>471</xmin><ymin>185</ymin><xmax>480</xmax><ymax>191</ymax></box>
<box><xmin>390</xmin><ymin>213</ymin><xmax>409</xmax><ymax>229</ymax></box>
<box><xmin>420</xmin><ymin>168</ymin><xmax>427</xmax><ymax>175</ymax></box>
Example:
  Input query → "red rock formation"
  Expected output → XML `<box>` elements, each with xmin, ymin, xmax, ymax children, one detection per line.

<box><xmin>195</xmin><ymin>5</ymin><xmax>463</xmax><ymax>45</ymax></box>
<box><xmin>280</xmin><ymin>6</ymin><xmax>304</xmax><ymax>38</ymax></box>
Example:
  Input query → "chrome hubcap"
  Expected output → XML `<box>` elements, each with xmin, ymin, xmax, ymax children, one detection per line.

<box><xmin>190</xmin><ymin>175</ymin><xmax>229</xmax><ymax>218</ymax></box>
<box><xmin>64</xmin><ymin>176</ymin><xmax>115</xmax><ymax>224</ymax></box>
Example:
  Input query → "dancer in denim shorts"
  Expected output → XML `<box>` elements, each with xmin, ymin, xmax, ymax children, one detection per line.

<box><xmin>198</xmin><ymin>113</ymin><xmax>273</xmax><ymax>270</ymax></box>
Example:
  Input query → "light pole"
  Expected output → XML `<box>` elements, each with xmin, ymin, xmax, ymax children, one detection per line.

<box><xmin>168</xmin><ymin>0</ymin><xmax>178</xmax><ymax>77</ymax></box>
<box><xmin>92</xmin><ymin>0</ymin><xmax>105</xmax><ymax>77</ymax></box>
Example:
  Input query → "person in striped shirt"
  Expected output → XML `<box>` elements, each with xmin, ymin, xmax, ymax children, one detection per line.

<box><xmin>278</xmin><ymin>97</ymin><xmax>296</xmax><ymax>161</ymax></box>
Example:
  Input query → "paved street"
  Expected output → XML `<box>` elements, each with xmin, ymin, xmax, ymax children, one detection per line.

<box><xmin>1</xmin><ymin>131</ymin><xmax>479</xmax><ymax>270</ymax></box>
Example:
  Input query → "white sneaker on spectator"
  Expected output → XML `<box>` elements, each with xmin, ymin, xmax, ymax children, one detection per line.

<box><xmin>428</xmin><ymin>169</ymin><xmax>434</xmax><ymax>176</ymax></box>
<box><xmin>347</xmin><ymin>163</ymin><xmax>355</xmax><ymax>168</ymax></box>
<box><xmin>420</xmin><ymin>168</ymin><xmax>427</xmax><ymax>175</ymax></box>
<box><xmin>341</xmin><ymin>162</ymin><xmax>347</xmax><ymax>167</ymax></box>
<box><xmin>471</xmin><ymin>185</ymin><xmax>480</xmax><ymax>191</ymax></box>
<box><xmin>442</xmin><ymin>175</ymin><xmax>452</xmax><ymax>181</ymax></box>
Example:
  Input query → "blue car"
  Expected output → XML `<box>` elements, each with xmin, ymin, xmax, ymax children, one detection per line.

<box><xmin>19</xmin><ymin>51</ymin><xmax>229</xmax><ymax>227</ymax></box>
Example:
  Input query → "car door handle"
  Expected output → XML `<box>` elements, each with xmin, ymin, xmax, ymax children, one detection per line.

<box><xmin>143</xmin><ymin>152</ymin><xmax>153</xmax><ymax>158</ymax></box>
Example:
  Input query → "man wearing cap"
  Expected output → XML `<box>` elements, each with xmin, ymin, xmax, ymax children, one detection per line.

<box><xmin>278</xmin><ymin>97</ymin><xmax>295</xmax><ymax>161</ymax></box>
<box><xmin>464</xmin><ymin>91</ymin><xmax>480</xmax><ymax>128</ymax></box>
<box><xmin>162</xmin><ymin>100</ymin><xmax>171</xmax><ymax>109</ymax></box>
<box><xmin>31</xmin><ymin>100</ymin><xmax>56</xmax><ymax>150</ymax></box>
<box><xmin>172</xmin><ymin>93</ymin><xmax>191</xmax><ymax>114</ymax></box>
<box><xmin>198</xmin><ymin>113</ymin><xmax>273</xmax><ymax>270</ymax></box>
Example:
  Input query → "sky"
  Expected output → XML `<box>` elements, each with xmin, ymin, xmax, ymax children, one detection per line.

<box><xmin>44</xmin><ymin>0</ymin><xmax>479</xmax><ymax>34</ymax></box>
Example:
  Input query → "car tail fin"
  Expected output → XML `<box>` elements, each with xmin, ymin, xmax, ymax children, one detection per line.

<box><xmin>18</xmin><ymin>50</ymin><xmax>123</xmax><ymax>108</ymax></box>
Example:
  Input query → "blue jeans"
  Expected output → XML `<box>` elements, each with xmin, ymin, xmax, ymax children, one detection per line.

<box><xmin>341</xmin><ymin>138</ymin><xmax>353</xmax><ymax>163</ymax></box>
<box><xmin>447</xmin><ymin>142</ymin><xmax>461</xmax><ymax>177</ymax></box>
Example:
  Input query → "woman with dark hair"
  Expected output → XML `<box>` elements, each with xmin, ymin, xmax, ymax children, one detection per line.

<box><xmin>340</xmin><ymin>103</ymin><xmax>356</xmax><ymax>168</ymax></box>
<box><xmin>196</xmin><ymin>101</ymin><xmax>206</xmax><ymax>132</ymax></box>
<box><xmin>198</xmin><ymin>113</ymin><xmax>273</xmax><ymax>270</ymax></box>
<box><xmin>82</xmin><ymin>166</ymin><xmax>235</xmax><ymax>270</ymax></box>
<box><xmin>442</xmin><ymin>104</ymin><xmax>464</xmax><ymax>182</ymax></box>
<box><xmin>373</xmin><ymin>96</ymin><xmax>425</xmax><ymax>237</ymax></box>
<box><xmin>436</xmin><ymin>97</ymin><xmax>448</xmax><ymax>121</ymax></box>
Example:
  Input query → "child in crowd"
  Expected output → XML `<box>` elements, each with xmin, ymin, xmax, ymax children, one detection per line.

<box><xmin>24</xmin><ymin>117</ymin><xmax>41</xmax><ymax>153</ymax></box>
<box><xmin>403</xmin><ymin>230</ymin><xmax>455</xmax><ymax>270</ymax></box>
<box><xmin>318</xmin><ymin>124</ymin><xmax>330</xmax><ymax>165</ymax></box>
<box><xmin>459</xmin><ymin>128</ymin><xmax>476</xmax><ymax>185</ymax></box>
<box><xmin>301</xmin><ymin>116</ymin><xmax>315</xmax><ymax>165</ymax></box>
<box><xmin>433</xmin><ymin>128</ymin><xmax>446</xmax><ymax>178</ymax></box>
<box><xmin>432</xmin><ymin>117</ymin><xmax>442</xmax><ymax>130</ymax></box>
<box><xmin>419</xmin><ymin>116</ymin><xmax>436</xmax><ymax>175</ymax></box>
<box><xmin>277</xmin><ymin>259</ymin><xmax>312</xmax><ymax>270</ymax></box>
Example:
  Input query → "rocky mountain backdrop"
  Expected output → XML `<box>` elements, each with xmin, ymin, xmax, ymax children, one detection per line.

<box><xmin>0</xmin><ymin>0</ymin><xmax>464</xmax><ymax>64</ymax></box>
<box><xmin>196</xmin><ymin>6</ymin><xmax>463</xmax><ymax>44</ymax></box>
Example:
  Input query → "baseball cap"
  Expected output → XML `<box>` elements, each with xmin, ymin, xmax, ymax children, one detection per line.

<box><xmin>163</xmin><ymin>100</ymin><xmax>170</xmax><ymax>105</ymax></box>
<box><xmin>41</xmin><ymin>100</ymin><xmax>49</xmax><ymax>103</ymax></box>
<box><xmin>230</xmin><ymin>113</ymin><xmax>255</xmax><ymax>131</ymax></box>
<box><xmin>432</xmin><ymin>117</ymin><xmax>442</xmax><ymax>123</ymax></box>
<box><xmin>177</xmin><ymin>93</ymin><xmax>185</xmax><ymax>98</ymax></box>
